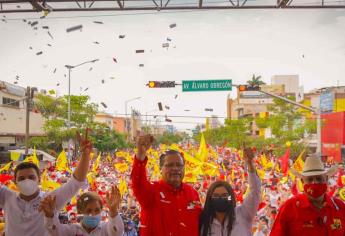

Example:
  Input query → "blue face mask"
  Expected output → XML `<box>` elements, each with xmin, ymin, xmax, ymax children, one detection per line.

<box><xmin>82</xmin><ymin>214</ymin><xmax>101</xmax><ymax>228</ymax></box>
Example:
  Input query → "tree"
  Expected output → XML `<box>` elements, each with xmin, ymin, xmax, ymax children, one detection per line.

<box><xmin>89</xmin><ymin>123</ymin><xmax>128</xmax><ymax>152</ymax></box>
<box><xmin>33</xmin><ymin>94</ymin><xmax>99</xmax><ymax>151</ymax></box>
<box><xmin>254</xmin><ymin>96</ymin><xmax>316</xmax><ymax>157</ymax></box>
<box><xmin>193</xmin><ymin>117</ymin><xmax>252</xmax><ymax>149</ymax></box>
<box><xmin>155</xmin><ymin>132</ymin><xmax>186</xmax><ymax>145</ymax></box>
<box><xmin>246</xmin><ymin>74</ymin><xmax>266</xmax><ymax>87</ymax></box>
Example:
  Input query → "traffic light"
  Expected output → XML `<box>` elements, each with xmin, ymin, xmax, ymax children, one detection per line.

<box><xmin>147</xmin><ymin>81</ymin><xmax>176</xmax><ymax>88</ymax></box>
<box><xmin>238</xmin><ymin>85</ymin><xmax>260</xmax><ymax>91</ymax></box>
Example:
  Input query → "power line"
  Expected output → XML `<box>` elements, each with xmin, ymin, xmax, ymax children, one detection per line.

<box><xmin>116</xmin><ymin>113</ymin><xmax>228</xmax><ymax>119</ymax></box>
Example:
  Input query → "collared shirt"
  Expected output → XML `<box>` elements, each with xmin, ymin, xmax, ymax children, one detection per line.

<box><xmin>0</xmin><ymin>176</ymin><xmax>87</xmax><ymax>236</ymax></box>
<box><xmin>131</xmin><ymin>157</ymin><xmax>201</xmax><ymax>236</ymax></box>
<box><xmin>202</xmin><ymin>172</ymin><xmax>261</xmax><ymax>236</ymax></box>
<box><xmin>44</xmin><ymin>214</ymin><xmax>124</xmax><ymax>236</ymax></box>
<box><xmin>270</xmin><ymin>193</ymin><xmax>345</xmax><ymax>236</ymax></box>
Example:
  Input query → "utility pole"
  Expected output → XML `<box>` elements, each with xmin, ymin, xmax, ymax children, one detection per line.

<box><xmin>25</xmin><ymin>86</ymin><xmax>31</xmax><ymax>155</ymax></box>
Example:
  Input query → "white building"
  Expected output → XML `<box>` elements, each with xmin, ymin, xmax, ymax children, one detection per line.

<box><xmin>271</xmin><ymin>75</ymin><xmax>299</xmax><ymax>94</ymax></box>
<box><xmin>0</xmin><ymin>81</ymin><xmax>45</xmax><ymax>147</ymax></box>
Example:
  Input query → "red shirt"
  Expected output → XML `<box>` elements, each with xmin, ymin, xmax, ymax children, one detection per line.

<box><xmin>131</xmin><ymin>157</ymin><xmax>201</xmax><ymax>236</ymax></box>
<box><xmin>270</xmin><ymin>194</ymin><xmax>345</xmax><ymax>236</ymax></box>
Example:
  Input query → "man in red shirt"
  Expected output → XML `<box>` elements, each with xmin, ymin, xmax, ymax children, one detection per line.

<box><xmin>270</xmin><ymin>154</ymin><xmax>345</xmax><ymax>236</ymax></box>
<box><xmin>131</xmin><ymin>135</ymin><xmax>201</xmax><ymax>236</ymax></box>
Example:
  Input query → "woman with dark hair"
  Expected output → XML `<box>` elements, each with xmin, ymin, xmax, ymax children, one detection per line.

<box><xmin>200</xmin><ymin>148</ymin><xmax>261</xmax><ymax>236</ymax></box>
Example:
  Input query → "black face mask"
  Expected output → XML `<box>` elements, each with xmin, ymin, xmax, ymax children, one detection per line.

<box><xmin>210</xmin><ymin>198</ymin><xmax>232</xmax><ymax>213</ymax></box>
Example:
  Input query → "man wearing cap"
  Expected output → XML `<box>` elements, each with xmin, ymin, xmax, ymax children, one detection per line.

<box><xmin>131</xmin><ymin>135</ymin><xmax>201</xmax><ymax>236</ymax></box>
<box><xmin>270</xmin><ymin>154</ymin><xmax>345</xmax><ymax>236</ymax></box>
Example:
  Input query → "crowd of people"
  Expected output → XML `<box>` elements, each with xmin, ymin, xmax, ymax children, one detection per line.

<box><xmin>0</xmin><ymin>131</ymin><xmax>344</xmax><ymax>236</ymax></box>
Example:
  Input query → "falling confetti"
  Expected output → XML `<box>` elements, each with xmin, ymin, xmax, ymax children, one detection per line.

<box><xmin>66</xmin><ymin>25</ymin><xmax>83</xmax><ymax>33</ymax></box>
<box><xmin>93</xmin><ymin>21</ymin><xmax>103</xmax><ymax>24</ymax></box>
<box><xmin>119</xmin><ymin>35</ymin><xmax>125</xmax><ymax>39</ymax></box>
<box><xmin>47</xmin><ymin>31</ymin><xmax>54</xmax><ymax>39</ymax></box>
<box><xmin>100</xmin><ymin>102</ymin><xmax>107</xmax><ymax>108</ymax></box>
<box><xmin>113</xmin><ymin>58</ymin><xmax>117</xmax><ymax>63</ymax></box>
<box><xmin>136</xmin><ymin>49</ymin><xmax>145</xmax><ymax>53</ymax></box>
<box><xmin>36</xmin><ymin>51</ymin><xmax>43</xmax><ymax>55</ymax></box>
<box><xmin>169</xmin><ymin>23</ymin><xmax>177</xmax><ymax>28</ymax></box>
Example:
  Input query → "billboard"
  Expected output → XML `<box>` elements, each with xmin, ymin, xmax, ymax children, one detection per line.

<box><xmin>320</xmin><ymin>92</ymin><xmax>334</xmax><ymax>113</ymax></box>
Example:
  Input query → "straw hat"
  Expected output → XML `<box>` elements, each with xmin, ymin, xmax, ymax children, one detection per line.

<box><xmin>290</xmin><ymin>154</ymin><xmax>338</xmax><ymax>178</ymax></box>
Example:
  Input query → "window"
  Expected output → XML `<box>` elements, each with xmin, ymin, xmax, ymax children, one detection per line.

<box><xmin>2</xmin><ymin>97</ymin><xmax>20</xmax><ymax>108</ymax></box>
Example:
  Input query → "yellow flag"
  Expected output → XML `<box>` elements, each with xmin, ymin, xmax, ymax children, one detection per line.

<box><xmin>119</xmin><ymin>178</ymin><xmax>128</xmax><ymax>196</ymax></box>
<box><xmin>297</xmin><ymin>179</ymin><xmax>304</xmax><ymax>192</ymax></box>
<box><xmin>56</xmin><ymin>150</ymin><xmax>72</xmax><ymax>173</ymax></box>
<box><xmin>24</xmin><ymin>148</ymin><xmax>39</xmax><ymax>167</ymax></box>
<box><xmin>87</xmin><ymin>172</ymin><xmax>96</xmax><ymax>189</ymax></box>
<box><xmin>292</xmin><ymin>149</ymin><xmax>305</xmax><ymax>173</ymax></box>
<box><xmin>196</xmin><ymin>133</ymin><xmax>208</xmax><ymax>162</ymax></box>
<box><xmin>0</xmin><ymin>161</ymin><xmax>12</xmax><ymax>173</ymax></box>
<box><xmin>92</xmin><ymin>153</ymin><xmax>101</xmax><ymax>172</ymax></box>
<box><xmin>257</xmin><ymin>168</ymin><xmax>266</xmax><ymax>180</ymax></box>
<box><xmin>288</xmin><ymin>170</ymin><xmax>296</xmax><ymax>182</ymax></box>
<box><xmin>107</xmin><ymin>153</ymin><xmax>112</xmax><ymax>162</ymax></box>
<box><xmin>231</xmin><ymin>169</ymin><xmax>235</xmax><ymax>182</ymax></box>
<box><xmin>114</xmin><ymin>162</ymin><xmax>129</xmax><ymax>173</ymax></box>
<box><xmin>41</xmin><ymin>170</ymin><xmax>61</xmax><ymax>191</ymax></box>
<box><xmin>201</xmin><ymin>162</ymin><xmax>219</xmax><ymax>177</ymax></box>
<box><xmin>183</xmin><ymin>172</ymin><xmax>198</xmax><ymax>183</ymax></box>
<box><xmin>10</xmin><ymin>152</ymin><xmax>21</xmax><ymax>161</ymax></box>
<box><xmin>205</xmin><ymin>118</ymin><xmax>210</xmax><ymax>130</ymax></box>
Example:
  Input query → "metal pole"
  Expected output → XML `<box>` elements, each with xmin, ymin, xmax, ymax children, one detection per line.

<box><xmin>67</xmin><ymin>68</ymin><xmax>71</xmax><ymax>160</ymax></box>
<box><xmin>316</xmin><ymin>110</ymin><xmax>322</xmax><ymax>154</ymax></box>
<box><xmin>25</xmin><ymin>86</ymin><xmax>30</xmax><ymax>155</ymax></box>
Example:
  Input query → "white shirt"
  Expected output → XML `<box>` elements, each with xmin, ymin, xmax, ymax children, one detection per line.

<box><xmin>44</xmin><ymin>214</ymin><xmax>124</xmax><ymax>236</ymax></box>
<box><xmin>202</xmin><ymin>172</ymin><xmax>261</xmax><ymax>236</ymax></box>
<box><xmin>0</xmin><ymin>176</ymin><xmax>87</xmax><ymax>236</ymax></box>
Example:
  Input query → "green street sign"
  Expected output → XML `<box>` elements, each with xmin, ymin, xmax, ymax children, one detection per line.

<box><xmin>182</xmin><ymin>80</ymin><xmax>232</xmax><ymax>92</ymax></box>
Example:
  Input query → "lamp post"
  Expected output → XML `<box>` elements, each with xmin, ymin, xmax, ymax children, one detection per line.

<box><xmin>124</xmin><ymin>97</ymin><xmax>141</xmax><ymax>140</ymax></box>
<box><xmin>65</xmin><ymin>58</ymin><xmax>99</xmax><ymax>160</ymax></box>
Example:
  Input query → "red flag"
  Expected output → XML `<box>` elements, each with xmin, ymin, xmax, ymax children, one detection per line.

<box><xmin>279</xmin><ymin>147</ymin><xmax>290</xmax><ymax>175</ymax></box>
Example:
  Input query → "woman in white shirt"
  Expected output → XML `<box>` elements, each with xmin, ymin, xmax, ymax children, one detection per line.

<box><xmin>40</xmin><ymin>185</ymin><xmax>124</xmax><ymax>236</ymax></box>
<box><xmin>200</xmin><ymin>148</ymin><xmax>261</xmax><ymax>236</ymax></box>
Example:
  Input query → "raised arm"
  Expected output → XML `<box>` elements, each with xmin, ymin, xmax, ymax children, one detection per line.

<box><xmin>105</xmin><ymin>185</ymin><xmax>124</xmax><ymax>236</ymax></box>
<box><xmin>73</xmin><ymin>129</ymin><xmax>92</xmax><ymax>181</ymax></box>
<box><xmin>130</xmin><ymin>135</ymin><xmax>155</xmax><ymax>208</ymax></box>
<box><xmin>40</xmin><ymin>195</ymin><xmax>73</xmax><ymax>236</ymax></box>
<box><xmin>50</xmin><ymin>129</ymin><xmax>92</xmax><ymax>210</ymax></box>
<box><xmin>240</xmin><ymin>147</ymin><xmax>261</xmax><ymax>221</ymax></box>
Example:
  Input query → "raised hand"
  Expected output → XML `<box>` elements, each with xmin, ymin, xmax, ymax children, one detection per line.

<box><xmin>39</xmin><ymin>195</ymin><xmax>56</xmax><ymax>218</ymax></box>
<box><xmin>136</xmin><ymin>134</ymin><xmax>154</xmax><ymax>161</ymax></box>
<box><xmin>243</xmin><ymin>144</ymin><xmax>256</xmax><ymax>173</ymax></box>
<box><xmin>106</xmin><ymin>185</ymin><xmax>121</xmax><ymax>218</ymax></box>
<box><xmin>77</xmin><ymin>128</ymin><xmax>93</xmax><ymax>156</ymax></box>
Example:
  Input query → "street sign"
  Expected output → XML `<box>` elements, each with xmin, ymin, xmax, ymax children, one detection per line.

<box><xmin>182</xmin><ymin>80</ymin><xmax>232</xmax><ymax>92</ymax></box>
<box><xmin>320</xmin><ymin>92</ymin><xmax>334</xmax><ymax>113</ymax></box>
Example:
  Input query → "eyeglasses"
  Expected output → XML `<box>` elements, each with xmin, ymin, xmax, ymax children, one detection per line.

<box><xmin>163</xmin><ymin>163</ymin><xmax>184</xmax><ymax>169</ymax></box>
<box><xmin>211</xmin><ymin>194</ymin><xmax>232</xmax><ymax>201</ymax></box>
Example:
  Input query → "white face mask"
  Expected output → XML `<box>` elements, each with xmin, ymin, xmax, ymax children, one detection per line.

<box><xmin>17</xmin><ymin>179</ymin><xmax>39</xmax><ymax>196</ymax></box>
